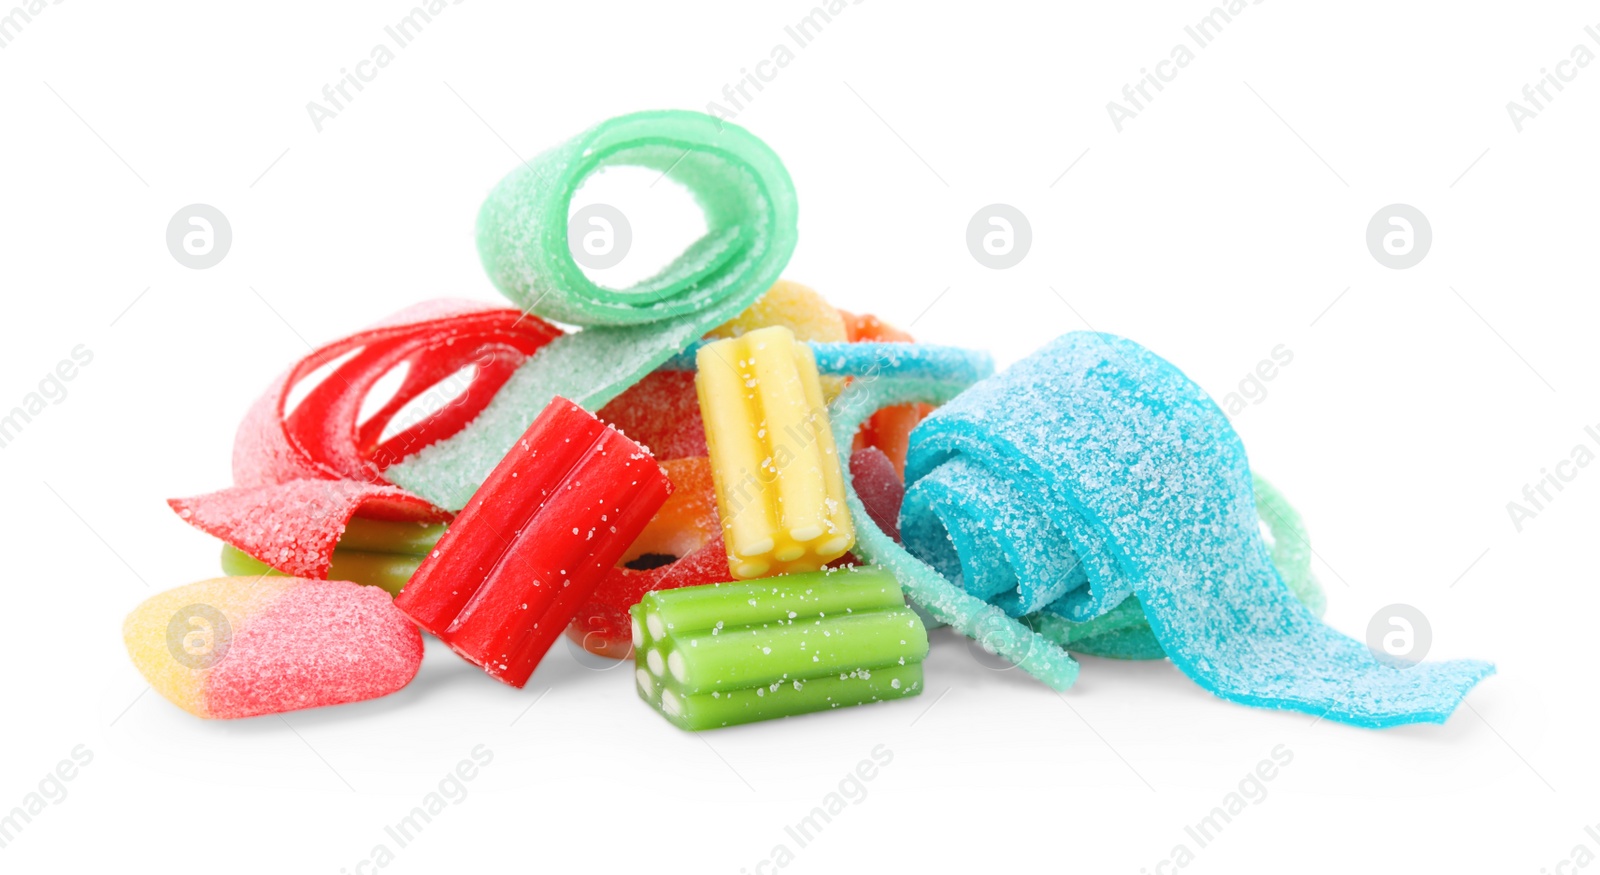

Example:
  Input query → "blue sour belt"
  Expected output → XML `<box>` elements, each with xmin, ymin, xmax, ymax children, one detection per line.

<box><xmin>879</xmin><ymin>331</ymin><xmax>1493</xmax><ymax>728</ymax></box>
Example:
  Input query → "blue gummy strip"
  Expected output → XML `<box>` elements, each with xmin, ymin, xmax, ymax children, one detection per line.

<box><xmin>899</xmin><ymin>459</ymin><xmax>1090</xmax><ymax>617</ymax></box>
<box><xmin>901</xmin><ymin>332</ymin><xmax>1493</xmax><ymax>728</ymax></box>
<box><xmin>827</xmin><ymin>368</ymin><xmax>1084</xmax><ymax>691</ymax></box>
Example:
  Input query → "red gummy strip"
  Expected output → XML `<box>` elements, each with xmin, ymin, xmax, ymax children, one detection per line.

<box><xmin>169</xmin><ymin>479</ymin><xmax>449</xmax><ymax>579</ymax></box>
<box><xmin>234</xmin><ymin>299</ymin><xmax>561</xmax><ymax>488</ymax></box>
<box><xmin>395</xmin><ymin>397</ymin><xmax>672</xmax><ymax>688</ymax></box>
<box><xmin>173</xmin><ymin>300</ymin><xmax>560</xmax><ymax>578</ymax></box>
<box><xmin>839</xmin><ymin>310</ymin><xmax>935</xmax><ymax>477</ymax></box>
<box><xmin>567</xmin><ymin>456</ymin><xmax>732</xmax><ymax>660</ymax></box>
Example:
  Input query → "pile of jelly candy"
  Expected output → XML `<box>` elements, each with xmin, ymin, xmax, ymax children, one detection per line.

<box><xmin>125</xmin><ymin>111</ymin><xmax>1492</xmax><ymax>731</ymax></box>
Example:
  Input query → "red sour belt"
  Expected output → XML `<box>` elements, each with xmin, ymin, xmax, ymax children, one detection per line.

<box><xmin>170</xmin><ymin>300</ymin><xmax>561</xmax><ymax>579</ymax></box>
<box><xmin>235</xmin><ymin>298</ymin><xmax>561</xmax><ymax>487</ymax></box>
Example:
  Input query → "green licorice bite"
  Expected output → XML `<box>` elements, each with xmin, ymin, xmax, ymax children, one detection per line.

<box><xmin>632</xmin><ymin>566</ymin><xmax>927</xmax><ymax>730</ymax></box>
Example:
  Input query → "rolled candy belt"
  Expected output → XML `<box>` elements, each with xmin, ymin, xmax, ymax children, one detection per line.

<box><xmin>861</xmin><ymin>331</ymin><xmax>1493</xmax><ymax>728</ymax></box>
<box><xmin>388</xmin><ymin>110</ymin><xmax>798</xmax><ymax>511</ymax></box>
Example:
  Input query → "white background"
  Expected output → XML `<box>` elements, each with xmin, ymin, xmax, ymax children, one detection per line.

<box><xmin>3</xmin><ymin>1</ymin><xmax>1597</xmax><ymax>872</ymax></box>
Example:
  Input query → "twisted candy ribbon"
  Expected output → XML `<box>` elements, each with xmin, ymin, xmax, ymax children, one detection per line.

<box><xmin>1020</xmin><ymin>474</ymin><xmax>1327</xmax><ymax>661</ymax></box>
<box><xmin>170</xmin><ymin>300</ymin><xmax>558</xmax><ymax>579</ymax></box>
<box><xmin>871</xmin><ymin>332</ymin><xmax>1492</xmax><ymax>728</ymax></box>
<box><xmin>388</xmin><ymin>110</ymin><xmax>798</xmax><ymax>510</ymax></box>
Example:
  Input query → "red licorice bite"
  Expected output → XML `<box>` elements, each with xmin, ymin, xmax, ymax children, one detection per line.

<box><xmin>395</xmin><ymin>397</ymin><xmax>671</xmax><ymax>687</ymax></box>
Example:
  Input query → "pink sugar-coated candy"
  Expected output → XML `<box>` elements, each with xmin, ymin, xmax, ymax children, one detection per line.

<box><xmin>123</xmin><ymin>577</ymin><xmax>424</xmax><ymax>719</ymax></box>
<box><xmin>169</xmin><ymin>479</ymin><xmax>449</xmax><ymax>580</ymax></box>
<box><xmin>849</xmin><ymin>446</ymin><xmax>906</xmax><ymax>543</ymax></box>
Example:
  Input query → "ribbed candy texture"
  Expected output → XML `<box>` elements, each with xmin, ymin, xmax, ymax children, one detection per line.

<box><xmin>631</xmin><ymin>566</ymin><xmax>927</xmax><ymax>730</ymax></box>
<box><xmin>695</xmin><ymin>326</ymin><xmax>855</xmax><ymax>579</ymax></box>
<box><xmin>395</xmin><ymin>397</ymin><xmax>671</xmax><ymax>688</ymax></box>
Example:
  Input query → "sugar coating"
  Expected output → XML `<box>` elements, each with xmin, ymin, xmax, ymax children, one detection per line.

<box><xmin>903</xmin><ymin>475</ymin><xmax>1325</xmax><ymax>661</ymax></box>
<box><xmin>662</xmin><ymin>340</ymin><xmax>994</xmax><ymax>386</ymax></box>
<box><xmin>707</xmin><ymin>280</ymin><xmax>848</xmax><ymax>344</ymax></box>
<box><xmin>206</xmin><ymin>580</ymin><xmax>423</xmax><ymax>719</ymax></box>
<box><xmin>825</xmin><ymin>358</ymin><xmax>1082</xmax><ymax>689</ymax></box>
<box><xmin>393</xmin><ymin>398</ymin><xmax>672</xmax><ymax>688</ymax></box>
<box><xmin>902</xmin><ymin>459</ymin><xmax>1327</xmax><ymax>634</ymax></box>
<box><xmin>123</xmin><ymin>577</ymin><xmax>422</xmax><ymax>719</ymax></box>
<box><xmin>630</xmin><ymin>569</ymin><xmax>927</xmax><ymax>729</ymax></box>
<box><xmin>897</xmin><ymin>331</ymin><xmax>1493</xmax><ymax>728</ymax></box>
<box><xmin>230</xmin><ymin>298</ymin><xmax>549</xmax><ymax>489</ymax></box>
<box><xmin>595</xmin><ymin>371</ymin><xmax>709</xmax><ymax>460</ymax></box>
<box><xmin>706</xmin><ymin>280</ymin><xmax>850</xmax><ymax>398</ymax></box>
<box><xmin>565</xmin><ymin>456</ymin><xmax>729</xmax><ymax>660</ymax></box>
<box><xmin>1251</xmin><ymin>475</ymin><xmax>1326</xmax><ymax>617</ymax></box>
<box><xmin>837</xmin><ymin>311</ymin><xmax>934</xmax><ymax>478</ymax></box>
<box><xmin>387</xmin><ymin>111</ymin><xmax>799</xmax><ymax>511</ymax></box>
<box><xmin>169</xmin><ymin>479</ymin><xmax>447</xmax><ymax>580</ymax></box>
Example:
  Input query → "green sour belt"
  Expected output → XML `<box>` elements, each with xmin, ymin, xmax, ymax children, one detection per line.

<box><xmin>387</xmin><ymin>110</ymin><xmax>799</xmax><ymax>511</ymax></box>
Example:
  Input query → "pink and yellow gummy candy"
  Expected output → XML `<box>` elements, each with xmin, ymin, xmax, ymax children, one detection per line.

<box><xmin>123</xmin><ymin>577</ymin><xmax>423</xmax><ymax>719</ymax></box>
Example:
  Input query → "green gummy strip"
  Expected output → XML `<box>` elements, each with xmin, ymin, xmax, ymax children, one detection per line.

<box><xmin>639</xmin><ymin>566</ymin><xmax>906</xmax><ymax>636</ymax></box>
<box><xmin>220</xmin><ymin>545</ymin><xmax>420</xmax><ymax>597</ymax></box>
<box><xmin>651</xmin><ymin>609</ymin><xmax>927</xmax><ymax>695</ymax></box>
<box><xmin>1060</xmin><ymin>624</ymin><xmax>1167</xmax><ymax>660</ymax></box>
<box><xmin>335</xmin><ymin>518</ymin><xmax>445</xmax><ymax>556</ymax></box>
<box><xmin>387</xmin><ymin>110</ymin><xmax>799</xmax><ymax>511</ymax></box>
<box><xmin>645</xmin><ymin>663</ymin><xmax>924</xmax><ymax>731</ymax></box>
<box><xmin>1030</xmin><ymin>597</ymin><xmax>1149</xmax><ymax>650</ymax></box>
<box><xmin>1252</xmin><ymin>474</ymin><xmax>1325</xmax><ymax>617</ymax></box>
